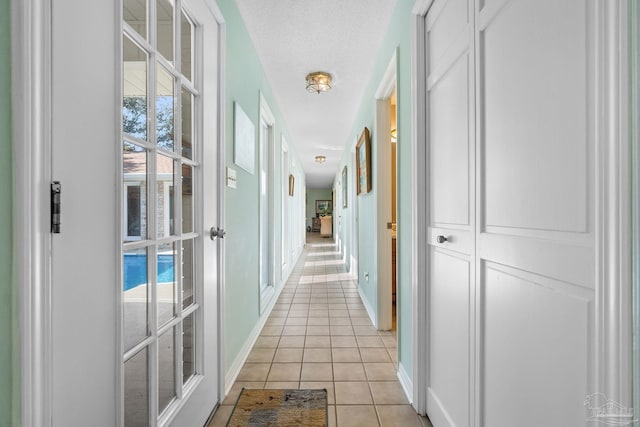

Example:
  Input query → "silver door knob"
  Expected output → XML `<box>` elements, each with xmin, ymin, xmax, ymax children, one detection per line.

<box><xmin>436</xmin><ymin>235</ymin><xmax>448</xmax><ymax>244</ymax></box>
<box><xmin>210</xmin><ymin>227</ymin><xmax>226</xmax><ymax>240</ymax></box>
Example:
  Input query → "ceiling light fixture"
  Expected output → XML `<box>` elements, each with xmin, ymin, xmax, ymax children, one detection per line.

<box><xmin>315</xmin><ymin>155</ymin><xmax>326</xmax><ymax>164</ymax></box>
<box><xmin>306</xmin><ymin>72</ymin><xmax>332</xmax><ymax>94</ymax></box>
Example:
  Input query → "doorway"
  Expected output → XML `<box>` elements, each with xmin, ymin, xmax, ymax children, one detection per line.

<box><xmin>375</xmin><ymin>52</ymin><xmax>398</xmax><ymax>336</ymax></box>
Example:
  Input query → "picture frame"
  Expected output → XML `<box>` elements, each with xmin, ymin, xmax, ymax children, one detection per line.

<box><xmin>288</xmin><ymin>174</ymin><xmax>295</xmax><ymax>196</ymax></box>
<box><xmin>316</xmin><ymin>200</ymin><xmax>331</xmax><ymax>215</ymax></box>
<box><xmin>356</xmin><ymin>127</ymin><xmax>371</xmax><ymax>194</ymax></box>
<box><xmin>233</xmin><ymin>102</ymin><xmax>255</xmax><ymax>174</ymax></box>
<box><xmin>341</xmin><ymin>166</ymin><xmax>348</xmax><ymax>208</ymax></box>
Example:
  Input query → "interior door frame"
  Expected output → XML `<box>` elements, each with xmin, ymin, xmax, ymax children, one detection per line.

<box><xmin>630</xmin><ymin>0</ymin><xmax>640</xmax><ymax>417</ymax></box>
<box><xmin>350</xmin><ymin>141</ymin><xmax>359</xmax><ymax>278</ymax></box>
<box><xmin>12</xmin><ymin>0</ymin><xmax>228</xmax><ymax>423</ymax></box>
<box><xmin>374</xmin><ymin>51</ymin><xmax>397</xmax><ymax>332</ymax></box>
<box><xmin>13</xmin><ymin>0</ymin><xmax>55</xmax><ymax>423</ymax></box>
<box><xmin>258</xmin><ymin>92</ymin><xmax>276</xmax><ymax>314</ymax></box>
<box><xmin>410</xmin><ymin>0</ymin><xmax>433</xmax><ymax>415</ymax></box>
<box><xmin>410</xmin><ymin>0</ymin><xmax>633</xmax><ymax>419</ymax></box>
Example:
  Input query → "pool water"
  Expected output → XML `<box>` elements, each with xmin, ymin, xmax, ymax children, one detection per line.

<box><xmin>124</xmin><ymin>253</ymin><xmax>175</xmax><ymax>291</ymax></box>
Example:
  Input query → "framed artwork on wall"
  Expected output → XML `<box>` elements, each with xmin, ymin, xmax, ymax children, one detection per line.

<box><xmin>342</xmin><ymin>166</ymin><xmax>348</xmax><ymax>207</ymax></box>
<box><xmin>356</xmin><ymin>127</ymin><xmax>371</xmax><ymax>195</ymax></box>
<box><xmin>316</xmin><ymin>200</ymin><xmax>331</xmax><ymax>215</ymax></box>
<box><xmin>233</xmin><ymin>102</ymin><xmax>255</xmax><ymax>174</ymax></box>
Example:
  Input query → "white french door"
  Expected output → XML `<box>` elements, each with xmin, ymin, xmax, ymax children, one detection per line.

<box><xmin>47</xmin><ymin>0</ymin><xmax>222</xmax><ymax>425</ymax></box>
<box><xmin>121</xmin><ymin>0</ymin><xmax>221</xmax><ymax>425</ymax></box>
<box><xmin>423</xmin><ymin>0</ymin><xmax>625</xmax><ymax>426</ymax></box>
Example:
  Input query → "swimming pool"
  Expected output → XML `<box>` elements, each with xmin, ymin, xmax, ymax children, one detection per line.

<box><xmin>124</xmin><ymin>253</ymin><xmax>175</xmax><ymax>291</ymax></box>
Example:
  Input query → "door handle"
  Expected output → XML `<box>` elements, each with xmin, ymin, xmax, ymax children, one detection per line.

<box><xmin>436</xmin><ymin>235</ymin><xmax>448</xmax><ymax>244</ymax></box>
<box><xmin>210</xmin><ymin>227</ymin><xmax>226</xmax><ymax>240</ymax></box>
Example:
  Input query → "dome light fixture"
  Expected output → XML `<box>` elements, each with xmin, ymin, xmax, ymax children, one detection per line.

<box><xmin>306</xmin><ymin>72</ymin><xmax>332</xmax><ymax>94</ymax></box>
<box><xmin>315</xmin><ymin>155</ymin><xmax>326</xmax><ymax>164</ymax></box>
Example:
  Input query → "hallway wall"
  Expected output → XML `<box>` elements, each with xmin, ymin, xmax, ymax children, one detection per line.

<box><xmin>333</xmin><ymin>0</ymin><xmax>415</xmax><ymax>385</ymax></box>
<box><xmin>216</xmin><ymin>0</ymin><xmax>306</xmax><ymax>384</ymax></box>
<box><xmin>0</xmin><ymin>0</ymin><xmax>18</xmax><ymax>423</ymax></box>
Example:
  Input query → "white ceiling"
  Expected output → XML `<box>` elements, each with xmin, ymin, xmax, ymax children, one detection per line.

<box><xmin>235</xmin><ymin>0</ymin><xmax>399</xmax><ymax>189</ymax></box>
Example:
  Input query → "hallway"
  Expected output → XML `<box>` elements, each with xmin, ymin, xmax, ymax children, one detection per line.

<box><xmin>207</xmin><ymin>234</ymin><xmax>430</xmax><ymax>427</ymax></box>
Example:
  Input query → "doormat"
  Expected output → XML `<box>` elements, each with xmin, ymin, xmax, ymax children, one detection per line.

<box><xmin>226</xmin><ymin>388</ymin><xmax>328</xmax><ymax>427</ymax></box>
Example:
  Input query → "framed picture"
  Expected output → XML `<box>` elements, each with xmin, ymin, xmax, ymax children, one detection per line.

<box><xmin>316</xmin><ymin>200</ymin><xmax>331</xmax><ymax>215</ymax></box>
<box><xmin>356</xmin><ymin>127</ymin><xmax>371</xmax><ymax>194</ymax></box>
<box><xmin>233</xmin><ymin>102</ymin><xmax>255</xmax><ymax>174</ymax></box>
<box><xmin>288</xmin><ymin>174</ymin><xmax>295</xmax><ymax>196</ymax></box>
<box><xmin>342</xmin><ymin>166</ymin><xmax>348</xmax><ymax>208</ymax></box>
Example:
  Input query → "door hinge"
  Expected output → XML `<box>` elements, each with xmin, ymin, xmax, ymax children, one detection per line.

<box><xmin>51</xmin><ymin>181</ymin><xmax>61</xmax><ymax>234</ymax></box>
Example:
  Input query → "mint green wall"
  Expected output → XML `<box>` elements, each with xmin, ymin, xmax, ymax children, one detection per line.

<box><xmin>306</xmin><ymin>188</ymin><xmax>332</xmax><ymax>229</ymax></box>
<box><xmin>334</xmin><ymin>0</ymin><xmax>415</xmax><ymax>378</ymax></box>
<box><xmin>0</xmin><ymin>0</ymin><xmax>17</xmax><ymax>424</ymax></box>
<box><xmin>216</xmin><ymin>0</ymin><xmax>305</xmax><ymax>377</ymax></box>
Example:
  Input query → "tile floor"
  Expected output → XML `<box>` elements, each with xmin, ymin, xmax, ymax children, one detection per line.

<box><xmin>207</xmin><ymin>234</ymin><xmax>432</xmax><ymax>427</ymax></box>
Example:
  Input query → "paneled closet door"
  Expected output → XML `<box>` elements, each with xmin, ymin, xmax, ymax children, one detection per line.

<box><xmin>425</xmin><ymin>0</ymin><xmax>476</xmax><ymax>425</ymax></box>
<box><xmin>475</xmin><ymin>0</ymin><xmax>596</xmax><ymax>425</ymax></box>
<box><xmin>425</xmin><ymin>0</ymin><xmax>599</xmax><ymax>426</ymax></box>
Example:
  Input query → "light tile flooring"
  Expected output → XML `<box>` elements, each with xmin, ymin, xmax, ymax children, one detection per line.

<box><xmin>207</xmin><ymin>234</ymin><xmax>432</xmax><ymax>427</ymax></box>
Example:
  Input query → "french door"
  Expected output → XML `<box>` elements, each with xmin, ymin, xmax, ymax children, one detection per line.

<box><xmin>48</xmin><ymin>0</ymin><xmax>222</xmax><ymax>425</ymax></box>
<box><xmin>120</xmin><ymin>0</ymin><xmax>221</xmax><ymax>425</ymax></box>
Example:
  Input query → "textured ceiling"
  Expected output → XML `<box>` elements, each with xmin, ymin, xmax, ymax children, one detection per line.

<box><xmin>235</xmin><ymin>0</ymin><xmax>398</xmax><ymax>189</ymax></box>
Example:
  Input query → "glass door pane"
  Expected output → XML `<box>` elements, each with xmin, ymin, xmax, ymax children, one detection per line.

<box><xmin>124</xmin><ymin>347</ymin><xmax>149</xmax><ymax>426</ymax></box>
<box><xmin>122</xmin><ymin>1</ymin><xmax>202</xmax><ymax>424</ymax></box>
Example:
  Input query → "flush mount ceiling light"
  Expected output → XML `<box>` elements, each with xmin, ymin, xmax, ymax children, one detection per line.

<box><xmin>306</xmin><ymin>72</ymin><xmax>332</xmax><ymax>94</ymax></box>
<box><xmin>315</xmin><ymin>155</ymin><xmax>326</xmax><ymax>164</ymax></box>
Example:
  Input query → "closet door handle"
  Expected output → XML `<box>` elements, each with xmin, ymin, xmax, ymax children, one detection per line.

<box><xmin>436</xmin><ymin>235</ymin><xmax>448</xmax><ymax>244</ymax></box>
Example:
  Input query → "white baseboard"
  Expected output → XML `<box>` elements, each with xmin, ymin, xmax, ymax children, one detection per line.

<box><xmin>358</xmin><ymin>286</ymin><xmax>377</xmax><ymax>328</ymax></box>
<box><xmin>224</xmin><ymin>245</ymin><xmax>303</xmax><ymax>395</ymax></box>
<box><xmin>224</xmin><ymin>301</ymin><xmax>273</xmax><ymax>395</ymax></box>
<box><xmin>397</xmin><ymin>362</ymin><xmax>413</xmax><ymax>405</ymax></box>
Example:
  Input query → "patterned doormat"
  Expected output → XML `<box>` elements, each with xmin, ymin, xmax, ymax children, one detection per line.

<box><xmin>226</xmin><ymin>388</ymin><xmax>328</xmax><ymax>427</ymax></box>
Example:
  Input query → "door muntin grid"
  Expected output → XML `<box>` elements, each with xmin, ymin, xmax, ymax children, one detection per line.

<box><xmin>121</xmin><ymin>1</ymin><xmax>200</xmax><ymax>424</ymax></box>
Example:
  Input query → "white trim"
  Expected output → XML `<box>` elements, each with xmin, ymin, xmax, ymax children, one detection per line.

<box><xmin>281</xmin><ymin>138</ymin><xmax>290</xmax><ymax>273</ymax></box>
<box><xmin>397</xmin><ymin>362</ymin><xmax>414</xmax><ymax>405</ymax></box>
<box><xmin>410</xmin><ymin>0</ymin><xmax>432</xmax><ymax>416</ymax></box>
<box><xmin>13</xmin><ymin>0</ymin><xmax>53</xmax><ymax>424</ymax></box>
<box><xmin>358</xmin><ymin>286</ymin><xmax>377</xmax><ymax>328</ymax></box>
<box><xmin>594</xmin><ymin>0</ymin><xmax>632</xmax><ymax>406</ymax></box>
<box><xmin>375</xmin><ymin>53</ymin><xmax>398</xmax><ymax>99</ymax></box>
<box><xmin>205</xmin><ymin>0</ymin><xmax>227</xmax><ymax>402</ymax></box>
<box><xmin>224</xmin><ymin>307</ymin><xmax>272</xmax><ymax>394</ymax></box>
<box><xmin>350</xmin><ymin>143</ymin><xmax>359</xmax><ymax>278</ymax></box>
<box><xmin>630</xmin><ymin>0</ymin><xmax>640</xmax><ymax>416</ymax></box>
<box><xmin>212</xmin><ymin>0</ymin><xmax>227</xmax><ymax>403</ymax></box>
<box><xmin>259</xmin><ymin>92</ymin><xmax>276</xmax><ymax>314</ymax></box>
<box><xmin>374</xmin><ymin>50</ymin><xmax>397</xmax><ymax>333</ymax></box>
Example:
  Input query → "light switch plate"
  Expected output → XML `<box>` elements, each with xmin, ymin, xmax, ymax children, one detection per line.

<box><xmin>226</xmin><ymin>167</ymin><xmax>237</xmax><ymax>188</ymax></box>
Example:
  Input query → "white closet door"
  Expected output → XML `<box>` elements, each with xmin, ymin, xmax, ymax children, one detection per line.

<box><xmin>425</xmin><ymin>0</ymin><xmax>476</xmax><ymax>425</ymax></box>
<box><xmin>476</xmin><ymin>0</ymin><xmax>595</xmax><ymax>425</ymax></box>
<box><xmin>425</xmin><ymin>0</ymin><xmax>598</xmax><ymax>426</ymax></box>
